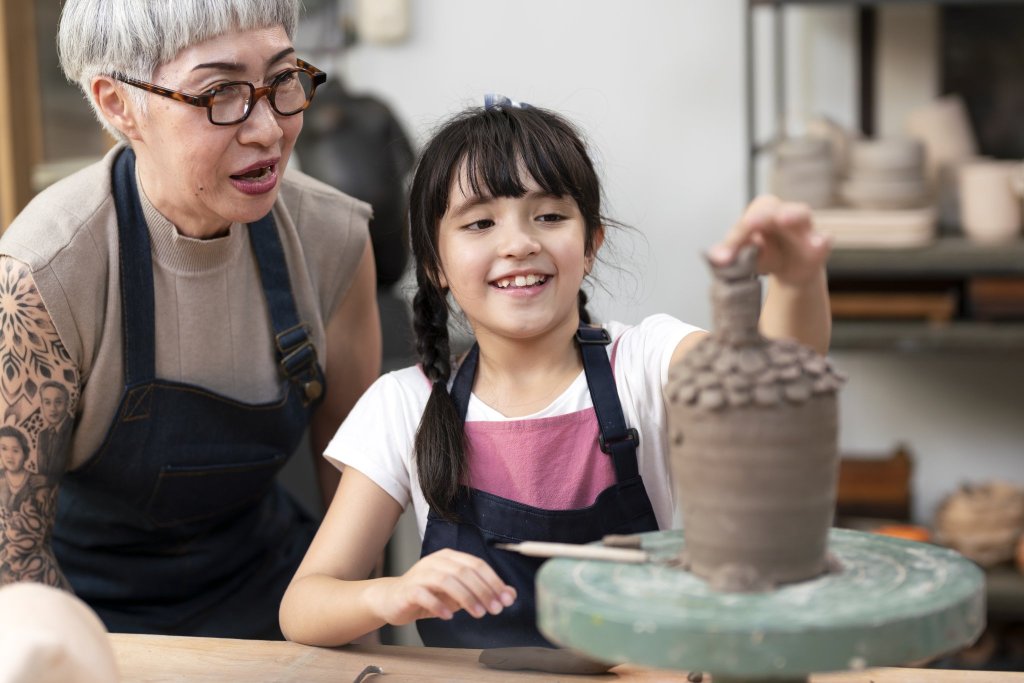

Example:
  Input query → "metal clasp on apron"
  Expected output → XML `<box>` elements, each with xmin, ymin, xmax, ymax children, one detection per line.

<box><xmin>275</xmin><ymin>323</ymin><xmax>323</xmax><ymax>404</ymax></box>
<box><xmin>598</xmin><ymin>427</ymin><xmax>640</xmax><ymax>455</ymax></box>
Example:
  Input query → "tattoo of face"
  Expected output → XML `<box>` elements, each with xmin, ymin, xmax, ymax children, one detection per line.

<box><xmin>0</xmin><ymin>261</ymin><xmax>75</xmax><ymax>588</ymax></box>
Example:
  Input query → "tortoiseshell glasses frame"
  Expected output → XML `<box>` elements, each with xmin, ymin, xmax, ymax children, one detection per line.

<box><xmin>112</xmin><ymin>58</ymin><xmax>327</xmax><ymax>125</ymax></box>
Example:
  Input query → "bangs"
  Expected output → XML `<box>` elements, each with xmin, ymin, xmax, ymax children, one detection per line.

<box><xmin>445</xmin><ymin>108</ymin><xmax>595</xmax><ymax>208</ymax></box>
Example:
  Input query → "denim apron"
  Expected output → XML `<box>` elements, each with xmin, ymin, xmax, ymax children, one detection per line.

<box><xmin>416</xmin><ymin>326</ymin><xmax>659</xmax><ymax>648</ymax></box>
<box><xmin>51</xmin><ymin>148</ymin><xmax>325</xmax><ymax>638</ymax></box>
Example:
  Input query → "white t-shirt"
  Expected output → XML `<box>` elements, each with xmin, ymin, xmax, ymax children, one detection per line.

<box><xmin>325</xmin><ymin>314</ymin><xmax>702</xmax><ymax>538</ymax></box>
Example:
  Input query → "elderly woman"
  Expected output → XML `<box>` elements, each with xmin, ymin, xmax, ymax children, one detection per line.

<box><xmin>0</xmin><ymin>0</ymin><xmax>381</xmax><ymax>639</ymax></box>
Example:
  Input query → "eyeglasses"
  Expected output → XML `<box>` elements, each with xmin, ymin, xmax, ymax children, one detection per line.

<box><xmin>112</xmin><ymin>59</ymin><xmax>327</xmax><ymax>126</ymax></box>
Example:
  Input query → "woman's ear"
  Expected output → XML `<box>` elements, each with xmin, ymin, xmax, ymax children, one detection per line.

<box><xmin>91</xmin><ymin>76</ymin><xmax>142</xmax><ymax>141</ymax></box>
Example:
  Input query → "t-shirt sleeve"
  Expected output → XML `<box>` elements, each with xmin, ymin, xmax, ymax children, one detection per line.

<box><xmin>612</xmin><ymin>313</ymin><xmax>704</xmax><ymax>388</ymax></box>
<box><xmin>323</xmin><ymin>371</ymin><xmax>421</xmax><ymax>510</ymax></box>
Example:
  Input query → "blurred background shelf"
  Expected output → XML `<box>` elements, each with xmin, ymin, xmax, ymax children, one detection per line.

<box><xmin>829</xmin><ymin>238</ymin><xmax>1024</xmax><ymax>278</ymax></box>
<box><xmin>831</xmin><ymin>320</ymin><xmax>1024</xmax><ymax>352</ymax></box>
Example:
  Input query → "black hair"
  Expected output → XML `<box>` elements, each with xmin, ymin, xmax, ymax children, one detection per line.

<box><xmin>0</xmin><ymin>425</ymin><xmax>30</xmax><ymax>467</ymax></box>
<box><xmin>408</xmin><ymin>103</ymin><xmax>608</xmax><ymax>518</ymax></box>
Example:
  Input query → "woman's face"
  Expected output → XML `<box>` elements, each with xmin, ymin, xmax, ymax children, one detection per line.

<box><xmin>130</xmin><ymin>25</ymin><xmax>303</xmax><ymax>237</ymax></box>
<box><xmin>0</xmin><ymin>436</ymin><xmax>26</xmax><ymax>472</ymax></box>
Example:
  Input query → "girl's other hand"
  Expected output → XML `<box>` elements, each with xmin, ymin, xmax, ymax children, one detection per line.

<box><xmin>368</xmin><ymin>548</ymin><xmax>517</xmax><ymax>626</ymax></box>
<box><xmin>708</xmin><ymin>194</ymin><xmax>830</xmax><ymax>287</ymax></box>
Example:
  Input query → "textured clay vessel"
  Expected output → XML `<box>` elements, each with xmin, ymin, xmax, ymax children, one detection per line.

<box><xmin>667</xmin><ymin>246</ymin><xmax>844</xmax><ymax>592</ymax></box>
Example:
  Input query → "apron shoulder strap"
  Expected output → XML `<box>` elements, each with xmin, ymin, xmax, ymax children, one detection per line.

<box><xmin>576</xmin><ymin>326</ymin><xmax>640</xmax><ymax>482</ymax></box>
<box><xmin>112</xmin><ymin>147</ymin><xmax>156</xmax><ymax>386</ymax></box>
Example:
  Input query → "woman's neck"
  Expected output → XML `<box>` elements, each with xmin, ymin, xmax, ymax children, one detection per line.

<box><xmin>472</xmin><ymin>322</ymin><xmax>585</xmax><ymax>418</ymax></box>
<box><xmin>136</xmin><ymin>153</ymin><xmax>231</xmax><ymax>239</ymax></box>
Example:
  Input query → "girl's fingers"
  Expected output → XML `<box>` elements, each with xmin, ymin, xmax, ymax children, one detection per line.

<box><xmin>449</xmin><ymin>552</ymin><xmax>517</xmax><ymax>609</ymax></box>
<box><xmin>410</xmin><ymin>585</ymin><xmax>455</xmax><ymax>621</ymax></box>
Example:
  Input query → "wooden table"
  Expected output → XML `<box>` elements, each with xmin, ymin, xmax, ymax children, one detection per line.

<box><xmin>110</xmin><ymin>634</ymin><xmax>1024</xmax><ymax>682</ymax></box>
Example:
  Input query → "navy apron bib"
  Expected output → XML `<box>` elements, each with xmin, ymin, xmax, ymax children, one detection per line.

<box><xmin>416</xmin><ymin>326</ymin><xmax>659</xmax><ymax>648</ymax></box>
<box><xmin>52</xmin><ymin>148</ymin><xmax>325</xmax><ymax>638</ymax></box>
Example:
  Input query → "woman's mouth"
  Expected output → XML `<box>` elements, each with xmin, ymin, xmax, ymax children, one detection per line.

<box><xmin>229</xmin><ymin>163</ymin><xmax>279</xmax><ymax>195</ymax></box>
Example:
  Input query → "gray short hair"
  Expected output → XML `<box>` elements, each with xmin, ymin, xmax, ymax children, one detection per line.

<box><xmin>57</xmin><ymin>0</ymin><xmax>300</xmax><ymax>142</ymax></box>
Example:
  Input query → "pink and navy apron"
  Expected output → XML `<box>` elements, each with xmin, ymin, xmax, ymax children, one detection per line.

<box><xmin>51</xmin><ymin>148</ymin><xmax>325</xmax><ymax>638</ymax></box>
<box><xmin>416</xmin><ymin>326</ymin><xmax>659</xmax><ymax>648</ymax></box>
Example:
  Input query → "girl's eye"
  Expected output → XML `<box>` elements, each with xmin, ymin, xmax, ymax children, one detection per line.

<box><xmin>537</xmin><ymin>213</ymin><xmax>566</xmax><ymax>223</ymax></box>
<box><xmin>465</xmin><ymin>219</ymin><xmax>494</xmax><ymax>231</ymax></box>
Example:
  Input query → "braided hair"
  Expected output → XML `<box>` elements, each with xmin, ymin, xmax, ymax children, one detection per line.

<box><xmin>409</xmin><ymin>104</ymin><xmax>607</xmax><ymax>518</ymax></box>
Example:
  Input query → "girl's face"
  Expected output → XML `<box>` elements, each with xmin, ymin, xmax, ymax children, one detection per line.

<box><xmin>0</xmin><ymin>437</ymin><xmax>26</xmax><ymax>472</ymax></box>
<box><xmin>127</xmin><ymin>25</ymin><xmax>303</xmax><ymax>237</ymax></box>
<box><xmin>436</xmin><ymin>166</ymin><xmax>600</xmax><ymax>346</ymax></box>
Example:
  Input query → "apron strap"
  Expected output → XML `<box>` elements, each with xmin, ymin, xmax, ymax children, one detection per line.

<box><xmin>248</xmin><ymin>217</ymin><xmax>325</xmax><ymax>404</ymax></box>
<box><xmin>576</xmin><ymin>326</ymin><xmax>640</xmax><ymax>482</ymax></box>
<box><xmin>449</xmin><ymin>326</ymin><xmax>640</xmax><ymax>483</ymax></box>
<box><xmin>112</xmin><ymin>148</ymin><xmax>157</xmax><ymax>386</ymax></box>
<box><xmin>450</xmin><ymin>344</ymin><xmax>479</xmax><ymax>423</ymax></box>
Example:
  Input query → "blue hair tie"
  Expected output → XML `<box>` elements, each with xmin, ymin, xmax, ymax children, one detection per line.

<box><xmin>484</xmin><ymin>93</ymin><xmax>530</xmax><ymax>110</ymax></box>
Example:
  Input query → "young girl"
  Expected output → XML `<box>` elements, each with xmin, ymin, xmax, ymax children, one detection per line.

<box><xmin>280</xmin><ymin>100</ymin><xmax>831</xmax><ymax>648</ymax></box>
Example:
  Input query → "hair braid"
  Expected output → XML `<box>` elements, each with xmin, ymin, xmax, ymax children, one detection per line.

<box><xmin>577</xmin><ymin>289</ymin><xmax>592</xmax><ymax>325</ymax></box>
<box><xmin>411</xmin><ymin>271</ymin><xmax>466</xmax><ymax>519</ymax></box>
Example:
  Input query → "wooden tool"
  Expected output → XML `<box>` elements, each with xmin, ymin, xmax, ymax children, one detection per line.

<box><xmin>495</xmin><ymin>541</ymin><xmax>650</xmax><ymax>564</ymax></box>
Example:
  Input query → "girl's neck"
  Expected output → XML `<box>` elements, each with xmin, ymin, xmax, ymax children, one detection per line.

<box><xmin>5</xmin><ymin>470</ymin><xmax>27</xmax><ymax>489</ymax></box>
<box><xmin>472</xmin><ymin>321</ymin><xmax>584</xmax><ymax>418</ymax></box>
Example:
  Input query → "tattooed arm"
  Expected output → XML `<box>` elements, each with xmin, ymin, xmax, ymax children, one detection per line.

<box><xmin>0</xmin><ymin>257</ymin><xmax>77</xmax><ymax>588</ymax></box>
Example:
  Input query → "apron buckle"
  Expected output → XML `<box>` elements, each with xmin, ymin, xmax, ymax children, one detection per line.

<box><xmin>575</xmin><ymin>327</ymin><xmax>611</xmax><ymax>345</ymax></box>
<box><xmin>599</xmin><ymin>427</ymin><xmax>639</xmax><ymax>454</ymax></box>
<box><xmin>275</xmin><ymin>324</ymin><xmax>323</xmax><ymax>404</ymax></box>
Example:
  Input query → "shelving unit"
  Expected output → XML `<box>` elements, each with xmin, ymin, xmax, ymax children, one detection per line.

<box><xmin>747</xmin><ymin>1</ymin><xmax>1024</xmax><ymax>352</ymax></box>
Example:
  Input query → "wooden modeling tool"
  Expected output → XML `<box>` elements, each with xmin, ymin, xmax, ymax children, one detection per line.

<box><xmin>495</xmin><ymin>541</ymin><xmax>650</xmax><ymax>564</ymax></box>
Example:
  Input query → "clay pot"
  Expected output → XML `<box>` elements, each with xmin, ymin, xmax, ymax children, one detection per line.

<box><xmin>666</xmin><ymin>247</ymin><xmax>844</xmax><ymax>592</ymax></box>
<box><xmin>935</xmin><ymin>481</ymin><xmax>1024</xmax><ymax>568</ymax></box>
<box><xmin>958</xmin><ymin>160</ymin><xmax>1024</xmax><ymax>244</ymax></box>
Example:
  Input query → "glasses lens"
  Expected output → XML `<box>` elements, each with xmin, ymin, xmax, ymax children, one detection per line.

<box><xmin>209</xmin><ymin>83</ymin><xmax>252</xmax><ymax>124</ymax></box>
<box><xmin>272</xmin><ymin>70</ymin><xmax>315</xmax><ymax>115</ymax></box>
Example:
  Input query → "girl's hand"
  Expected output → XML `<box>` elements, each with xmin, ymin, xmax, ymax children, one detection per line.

<box><xmin>708</xmin><ymin>194</ymin><xmax>830</xmax><ymax>287</ymax></box>
<box><xmin>369</xmin><ymin>548</ymin><xmax>517</xmax><ymax>626</ymax></box>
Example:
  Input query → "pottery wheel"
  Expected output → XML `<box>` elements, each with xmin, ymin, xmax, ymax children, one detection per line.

<box><xmin>536</xmin><ymin>528</ymin><xmax>984</xmax><ymax>682</ymax></box>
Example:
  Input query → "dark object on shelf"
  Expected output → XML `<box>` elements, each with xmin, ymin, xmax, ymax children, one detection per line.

<box><xmin>967</xmin><ymin>277</ymin><xmax>1024</xmax><ymax>320</ymax></box>
<box><xmin>836</xmin><ymin>444</ymin><xmax>913</xmax><ymax>522</ymax></box>
<box><xmin>944</xmin><ymin>5</ymin><xmax>1024</xmax><ymax>161</ymax></box>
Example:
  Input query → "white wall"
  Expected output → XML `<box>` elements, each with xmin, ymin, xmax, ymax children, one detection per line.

<box><xmin>331</xmin><ymin>1</ymin><xmax>1024</xmax><ymax>526</ymax></box>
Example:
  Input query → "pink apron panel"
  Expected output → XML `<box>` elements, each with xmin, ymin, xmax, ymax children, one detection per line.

<box><xmin>463</xmin><ymin>409</ymin><xmax>615</xmax><ymax>510</ymax></box>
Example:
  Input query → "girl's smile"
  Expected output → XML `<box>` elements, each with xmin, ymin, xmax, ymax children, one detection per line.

<box><xmin>437</xmin><ymin>167</ymin><xmax>595</xmax><ymax>343</ymax></box>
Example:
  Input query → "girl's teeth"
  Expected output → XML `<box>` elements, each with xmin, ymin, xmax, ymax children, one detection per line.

<box><xmin>496</xmin><ymin>275</ymin><xmax>546</xmax><ymax>288</ymax></box>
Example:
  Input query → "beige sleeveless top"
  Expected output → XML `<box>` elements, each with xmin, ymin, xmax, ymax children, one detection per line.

<box><xmin>1</xmin><ymin>145</ymin><xmax>371</xmax><ymax>469</ymax></box>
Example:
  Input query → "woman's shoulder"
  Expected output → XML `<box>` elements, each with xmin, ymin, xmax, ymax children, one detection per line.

<box><xmin>278</xmin><ymin>167</ymin><xmax>372</xmax><ymax>230</ymax></box>
<box><xmin>1</xmin><ymin>148</ymin><xmax>120</xmax><ymax>270</ymax></box>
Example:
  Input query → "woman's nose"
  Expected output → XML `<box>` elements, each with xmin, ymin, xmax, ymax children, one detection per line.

<box><xmin>238</xmin><ymin>98</ymin><xmax>284</xmax><ymax>146</ymax></box>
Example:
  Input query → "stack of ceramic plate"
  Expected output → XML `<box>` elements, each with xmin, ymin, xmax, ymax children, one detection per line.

<box><xmin>840</xmin><ymin>139</ymin><xmax>930</xmax><ymax>210</ymax></box>
<box><xmin>812</xmin><ymin>206</ymin><xmax>937</xmax><ymax>248</ymax></box>
<box><xmin>770</xmin><ymin>137</ymin><xmax>835</xmax><ymax>209</ymax></box>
